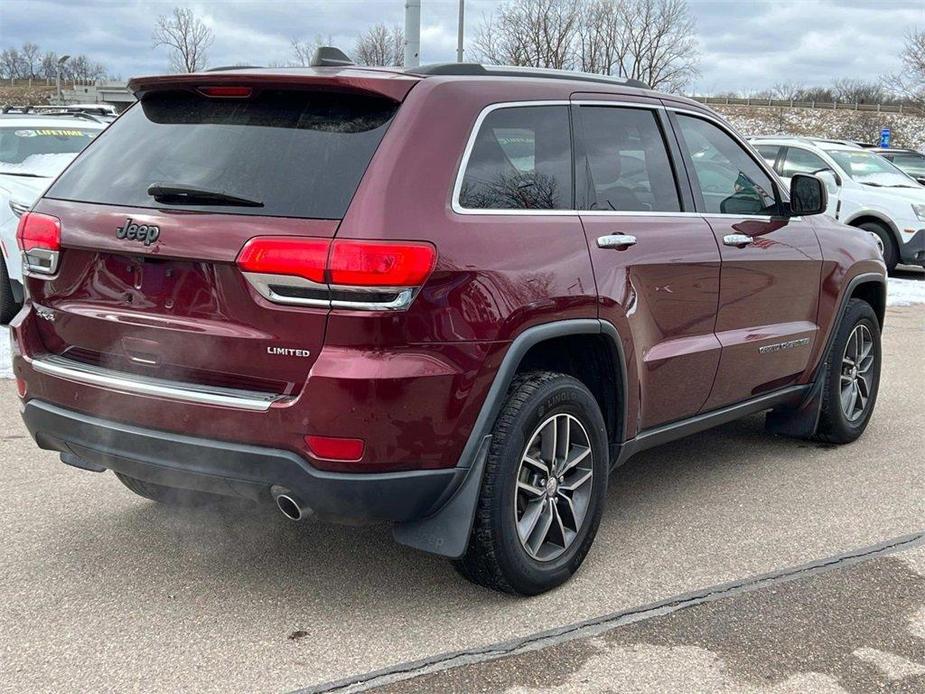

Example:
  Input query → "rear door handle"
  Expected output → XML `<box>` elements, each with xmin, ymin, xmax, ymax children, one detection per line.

<box><xmin>597</xmin><ymin>234</ymin><xmax>637</xmax><ymax>250</ymax></box>
<box><xmin>723</xmin><ymin>233</ymin><xmax>753</xmax><ymax>248</ymax></box>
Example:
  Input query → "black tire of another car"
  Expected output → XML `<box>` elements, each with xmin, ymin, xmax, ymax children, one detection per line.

<box><xmin>0</xmin><ymin>259</ymin><xmax>20</xmax><ymax>324</ymax></box>
<box><xmin>859</xmin><ymin>221</ymin><xmax>898</xmax><ymax>273</ymax></box>
<box><xmin>814</xmin><ymin>298</ymin><xmax>882</xmax><ymax>444</ymax></box>
<box><xmin>454</xmin><ymin>371</ymin><xmax>609</xmax><ymax>595</ymax></box>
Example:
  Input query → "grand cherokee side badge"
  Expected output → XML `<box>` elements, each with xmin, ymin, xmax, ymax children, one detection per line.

<box><xmin>116</xmin><ymin>218</ymin><xmax>160</xmax><ymax>246</ymax></box>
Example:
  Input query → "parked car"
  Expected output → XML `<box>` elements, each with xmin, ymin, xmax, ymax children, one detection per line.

<box><xmin>0</xmin><ymin>115</ymin><xmax>104</xmax><ymax>322</ymax></box>
<box><xmin>750</xmin><ymin>136</ymin><xmax>925</xmax><ymax>272</ymax></box>
<box><xmin>11</xmin><ymin>55</ymin><xmax>886</xmax><ymax>595</ymax></box>
<box><xmin>872</xmin><ymin>147</ymin><xmax>925</xmax><ymax>185</ymax></box>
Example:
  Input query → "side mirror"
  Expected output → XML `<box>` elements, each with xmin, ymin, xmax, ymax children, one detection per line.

<box><xmin>790</xmin><ymin>173</ymin><xmax>827</xmax><ymax>216</ymax></box>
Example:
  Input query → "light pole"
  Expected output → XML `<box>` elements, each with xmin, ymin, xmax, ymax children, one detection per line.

<box><xmin>404</xmin><ymin>0</ymin><xmax>421</xmax><ymax>68</ymax></box>
<box><xmin>457</xmin><ymin>0</ymin><xmax>465</xmax><ymax>63</ymax></box>
<box><xmin>56</xmin><ymin>54</ymin><xmax>70</xmax><ymax>104</ymax></box>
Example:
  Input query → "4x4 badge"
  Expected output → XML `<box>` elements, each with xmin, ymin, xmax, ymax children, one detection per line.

<box><xmin>116</xmin><ymin>218</ymin><xmax>160</xmax><ymax>246</ymax></box>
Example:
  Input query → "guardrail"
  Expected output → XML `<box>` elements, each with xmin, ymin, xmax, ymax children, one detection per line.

<box><xmin>691</xmin><ymin>96</ymin><xmax>921</xmax><ymax>115</ymax></box>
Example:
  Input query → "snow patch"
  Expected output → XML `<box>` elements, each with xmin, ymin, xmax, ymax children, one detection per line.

<box><xmin>888</xmin><ymin>277</ymin><xmax>925</xmax><ymax>307</ymax></box>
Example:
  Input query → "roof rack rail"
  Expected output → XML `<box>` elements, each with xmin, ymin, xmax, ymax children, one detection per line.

<box><xmin>32</xmin><ymin>111</ymin><xmax>104</xmax><ymax>123</ymax></box>
<box><xmin>409</xmin><ymin>63</ymin><xmax>649</xmax><ymax>89</ymax></box>
<box><xmin>205</xmin><ymin>65</ymin><xmax>263</xmax><ymax>72</ymax></box>
<box><xmin>311</xmin><ymin>47</ymin><xmax>354</xmax><ymax>67</ymax></box>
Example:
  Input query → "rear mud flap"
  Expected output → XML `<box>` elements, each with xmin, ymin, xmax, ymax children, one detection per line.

<box><xmin>392</xmin><ymin>435</ymin><xmax>491</xmax><ymax>559</ymax></box>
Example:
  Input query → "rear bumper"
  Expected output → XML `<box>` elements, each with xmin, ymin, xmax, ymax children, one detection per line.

<box><xmin>22</xmin><ymin>399</ymin><xmax>464</xmax><ymax>523</ymax></box>
<box><xmin>899</xmin><ymin>228</ymin><xmax>925</xmax><ymax>265</ymax></box>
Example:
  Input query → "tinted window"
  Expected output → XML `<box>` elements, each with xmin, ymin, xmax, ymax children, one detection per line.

<box><xmin>47</xmin><ymin>90</ymin><xmax>398</xmax><ymax>219</ymax></box>
<box><xmin>676</xmin><ymin>115</ymin><xmax>778</xmax><ymax>216</ymax></box>
<box><xmin>0</xmin><ymin>126</ymin><xmax>97</xmax><ymax>167</ymax></box>
<box><xmin>890</xmin><ymin>152</ymin><xmax>925</xmax><ymax>177</ymax></box>
<box><xmin>459</xmin><ymin>106</ymin><xmax>572</xmax><ymax>210</ymax></box>
<box><xmin>753</xmin><ymin>144</ymin><xmax>781</xmax><ymax>170</ymax></box>
<box><xmin>575</xmin><ymin>106</ymin><xmax>680</xmax><ymax>212</ymax></box>
<box><xmin>781</xmin><ymin>147</ymin><xmax>828</xmax><ymax>177</ymax></box>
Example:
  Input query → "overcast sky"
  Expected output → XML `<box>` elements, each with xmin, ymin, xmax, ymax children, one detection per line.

<box><xmin>0</xmin><ymin>0</ymin><xmax>923</xmax><ymax>94</ymax></box>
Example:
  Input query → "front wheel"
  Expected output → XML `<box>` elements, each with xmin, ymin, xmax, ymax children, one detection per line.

<box><xmin>454</xmin><ymin>371</ymin><xmax>609</xmax><ymax>595</ymax></box>
<box><xmin>814</xmin><ymin>299</ymin><xmax>882</xmax><ymax>444</ymax></box>
<box><xmin>858</xmin><ymin>222</ymin><xmax>898</xmax><ymax>274</ymax></box>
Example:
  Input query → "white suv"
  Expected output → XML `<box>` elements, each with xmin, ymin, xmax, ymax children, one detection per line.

<box><xmin>0</xmin><ymin>114</ymin><xmax>105</xmax><ymax>322</ymax></box>
<box><xmin>749</xmin><ymin>136</ymin><xmax>925</xmax><ymax>273</ymax></box>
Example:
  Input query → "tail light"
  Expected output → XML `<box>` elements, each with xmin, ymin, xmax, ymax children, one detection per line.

<box><xmin>236</xmin><ymin>237</ymin><xmax>436</xmax><ymax>310</ymax></box>
<box><xmin>198</xmin><ymin>86</ymin><xmax>253</xmax><ymax>98</ymax></box>
<box><xmin>16</xmin><ymin>212</ymin><xmax>61</xmax><ymax>276</ymax></box>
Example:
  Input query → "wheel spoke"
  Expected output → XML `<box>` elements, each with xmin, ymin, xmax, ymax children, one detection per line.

<box><xmin>540</xmin><ymin>419</ymin><xmax>557</xmax><ymax>470</ymax></box>
<box><xmin>550</xmin><ymin>502</ymin><xmax>568</xmax><ymax>547</ymax></box>
<box><xmin>557</xmin><ymin>492</ymin><xmax>579</xmax><ymax>530</ymax></box>
<box><xmin>559</xmin><ymin>445</ymin><xmax>591</xmax><ymax>477</ymax></box>
<box><xmin>560</xmin><ymin>469</ymin><xmax>592</xmax><ymax>492</ymax></box>
<box><xmin>517</xmin><ymin>498</ymin><xmax>545</xmax><ymax>545</ymax></box>
<box><xmin>517</xmin><ymin>480</ymin><xmax>544</xmax><ymax>498</ymax></box>
<box><xmin>555</xmin><ymin>416</ymin><xmax>570</xmax><ymax>473</ymax></box>
<box><xmin>521</xmin><ymin>454</ymin><xmax>549</xmax><ymax>476</ymax></box>
<box><xmin>847</xmin><ymin>382</ymin><xmax>859</xmax><ymax>416</ymax></box>
<box><xmin>527</xmin><ymin>499</ymin><xmax>555</xmax><ymax>555</ymax></box>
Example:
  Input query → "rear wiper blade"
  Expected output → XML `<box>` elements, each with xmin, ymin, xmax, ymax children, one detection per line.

<box><xmin>147</xmin><ymin>183</ymin><xmax>263</xmax><ymax>207</ymax></box>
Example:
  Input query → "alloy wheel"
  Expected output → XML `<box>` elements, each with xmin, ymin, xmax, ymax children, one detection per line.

<box><xmin>866</xmin><ymin>231</ymin><xmax>885</xmax><ymax>257</ymax></box>
<box><xmin>514</xmin><ymin>413</ymin><xmax>594</xmax><ymax>562</ymax></box>
<box><xmin>840</xmin><ymin>324</ymin><xmax>875</xmax><ymax>422</ymax></box>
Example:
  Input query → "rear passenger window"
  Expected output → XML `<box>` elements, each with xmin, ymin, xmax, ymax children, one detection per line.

<box><xmin>781</xmin><ymin>147</ymin><xmax>828</xmax><ymax>177</ymax></box>
<box><xmin>574</xmin><ymin>106</ymin><xmax>680</xmax><ymax>212</ymax></box>
<box><xmin>459</xmin><ymin>106</ymin><xmax>572</xmax><ymax>210</ymax></box>
<box><xmin>753</xmin><ymin>144</ymin><xmax>781</xmax><ymax>170</ymax></box>
<box><xmin>676</xmin><ymin>115</ymin><xmax>779</xmax><ymax>216</ymax></box>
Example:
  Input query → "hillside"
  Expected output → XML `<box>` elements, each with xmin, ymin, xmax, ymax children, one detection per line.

<box><xmin>713</xmin><ymin>104</ymin><xmax>925</xmax><ymax>150</ymax></box>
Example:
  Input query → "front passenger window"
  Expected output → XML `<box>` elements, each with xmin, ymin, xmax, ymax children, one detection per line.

<box><xmin>676</xmin><ymin>115</ymin><xmax>779</xmax><ymax>216</ymax></box>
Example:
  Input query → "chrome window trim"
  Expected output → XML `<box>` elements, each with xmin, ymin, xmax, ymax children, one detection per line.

<box><xmin>31</xmin><ymin>354</ymin><xmax>285</xmax><ymax>412</ymax></box>
<box><xmin>449</xmin><ymin>99</ymin><xmax>800</xmax><ymax>223</ymax></box>
<box><xmin>452</xmin><ymin>99</ymin><xmax>668</xmax><ymax>217</ymax></box>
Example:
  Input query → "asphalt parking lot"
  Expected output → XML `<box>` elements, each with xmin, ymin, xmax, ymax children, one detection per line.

<box><xmin>1</xmin><ymin>289</ymin><xmax>923</xmax><ymax>693</ymax></box>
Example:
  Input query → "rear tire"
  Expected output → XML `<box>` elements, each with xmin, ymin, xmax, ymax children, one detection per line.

<box><xmin>454</xmin><ymin>371</ymin><xmax>609</xmax><ymax>595</ymax></box>
<box><xmin>858</xmin><ymin>221</ymin><xmax>898</xmax><ymax>274</ymax></box>
<box><xmin>0</xmin><ymin>259</ymin><xmax>20</xmax><ymax>324</ymax></box>
<box><xmin>814</xmin><ymin>299</ymin><xmax>881</xmax><ymax>444</ymax></box>
<box><xmin>115</xmin><ymin>472</ymin><xmax>231</xmax><ymax>507</ymax></box>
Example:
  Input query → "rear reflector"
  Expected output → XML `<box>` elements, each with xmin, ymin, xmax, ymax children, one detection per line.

<box><xmin>305</xmin><ymin>435</ymin><xmax>365</xmax><ymax>462</ymax></box>
<box><xmin>198</xmin><ymin>86</ymin><xmax>253</xmax><ymax>98</ymax></box>
<box><xmin>15</xmin><ymin>377</ymin><xmax>26</xmax><ymax>398</ymax></box>
<box><xmin>16</xmin><ymin>212</ymin><xmax>61</xmax><ymax>252</ymax></box>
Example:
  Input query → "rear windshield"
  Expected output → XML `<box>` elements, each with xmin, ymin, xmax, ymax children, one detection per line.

<box><xmin>47</xmin><ymin>89</ymin><xmax>398</xmax><ymax>219</ymax></box>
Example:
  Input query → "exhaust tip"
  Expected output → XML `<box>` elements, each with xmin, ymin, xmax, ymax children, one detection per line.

<box><xmin>275</xmin><ymin>494</ymin><xmax>304</xmax><ymax>521</ymax></box>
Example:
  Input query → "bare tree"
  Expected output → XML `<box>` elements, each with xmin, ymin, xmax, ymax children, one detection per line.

<box><xmin>0</xmin><ymin>48</ymin><xmax>23</xmax><ymax>85</ymax></box>
<box><xmin>884</xmin><ymin>27</ymin><xmax>925</xmax><ymax>112</ymax></box>
<box><xmin>831</xmin><ymin>78</ymin><xmax>885</xmax><ymax>104</ymax></box>
<box><xmin>153</xmin><ymin>7</ymin><xmax>214</xmax><ymax>73</ymax></box>
<box><xmin>577</xmin><ymin>0</ymin><xmax>623</xmax><ymax>74</ymax></box>
<box><xmin>291</xmin><ymin>35</ymin><xmax>331</xmax><ymax>66</ymax></box>
<box><xmin>354</xmin><ymin>24</ymin><xmax>404</xmax><ymax>67</ymax></box>
<box><xmin>611</xmin><ymin>0</ymin><xmax>698</xmax><ymax>92</ymax></box>
<box><xmin>40</xmin><ymin>51</ymin><xmax>57</xmax><ymax>84</ymax></box>
<box><xmin>474</xmin><ymin>0</ymin><xmax>581</xmax><ymax>69</ymax></box>
<box><xmin>20</xmin><ymin>42</ymin><xmax>40</xmax><ymax>85</ymax></box>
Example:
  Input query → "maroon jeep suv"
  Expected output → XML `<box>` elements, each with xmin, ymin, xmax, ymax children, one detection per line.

<box><xmin>10</xmin><ymin>52</ymin><xmax>886</xmax><ymax>595</ymax></box>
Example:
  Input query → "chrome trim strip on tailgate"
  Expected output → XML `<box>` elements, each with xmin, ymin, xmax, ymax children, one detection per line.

<box><xmin>31</xmin><ymin>355</ymin><xmax>284</xmax><ymax>412</ymax></box>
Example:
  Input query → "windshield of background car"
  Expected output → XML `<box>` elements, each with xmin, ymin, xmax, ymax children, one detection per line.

<box><xmin>889</xmin><ymin>152</ymin><xmax>925</xmax><ymax>178</ymax></box>
<box><xmin>46</xmin><ymin>89</ymin><xmax>399</xmax><ymax>219</ymax></box>
<box><xmin>823</xmin><ymin>149</ymin><xmax>916</xmax><ymax>187</ymax></box>
<box><xmin>0</xmin><ymin>126</ymin><xmax>97</xmax><ymax>173</ymax></box>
